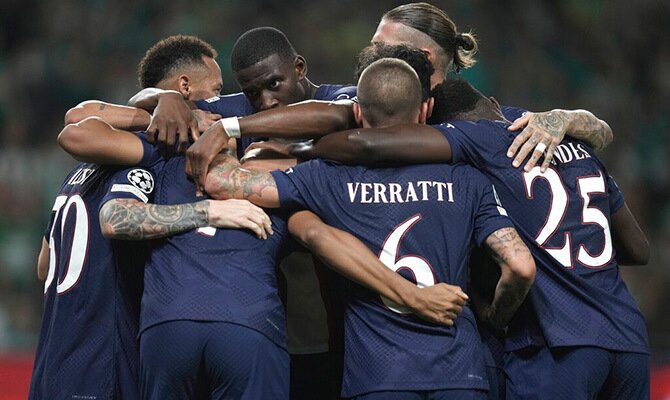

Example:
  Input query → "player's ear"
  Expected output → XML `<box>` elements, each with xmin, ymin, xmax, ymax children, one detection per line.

<box><xmin>294</xmin><ymin>55</ymin><xmax>307</xmax><ymax>80</ymax></box>
<box><xmin>353</xmin><ymin>102</ymin><xmax>364</xmax><ymax>126</ymax></box>
<box><xmin>423</xmin><ymin>97</ymin><xmax>435</xmax><ymax>123</ymax></box>
<box><xmin>178</xmin><ymin>74</ymin><xmax>191</xmax><ymax>98</ymax></box>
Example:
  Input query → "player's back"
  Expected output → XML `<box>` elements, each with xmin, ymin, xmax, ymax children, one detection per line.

<box><xmin>439</xmin><ymin>119</ymin><xmax>649</xmax><ymax>354</ymax></box>
<box><xmin>30</xmin><ymin>164</ymin><xmax>144</xmax><ymax>400</ymax></box>
<box><xmin>107</xmin><ymin>156</ymin><xmax>291</xmax><ymax>349</ymax></box>
<box><xmin>272</xmin><ymin>160</ymin><xmax>512</xmax><ymax>396</ymax></box>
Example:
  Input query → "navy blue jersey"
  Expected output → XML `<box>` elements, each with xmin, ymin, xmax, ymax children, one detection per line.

<box><xmin>437</xmin><ymin>120</ymin><xmax>649</xmax><ymax>354</ymax></box>
<box><xmin>501</xmin><ymin>105</ymin><xmax>527</xmax><ymax>122</ymax></box>
<box><xmin>30</xmin><ymin>164</ymin><xmax>144</xmax><ymax>400</ymax></box>
<box><xmin>271</xmin><ymin>160</ymin><xmax>513</xmax><ymax>397</ymax></box>
<box><xmin>102</xmin><ymin>156</ymin><xmax>291</xmax><ymax>349</ymax></box>
<box><xmin>194</xmin><ymin>85</ymin><xmax>357</xmax><ymax>158</ymax></box>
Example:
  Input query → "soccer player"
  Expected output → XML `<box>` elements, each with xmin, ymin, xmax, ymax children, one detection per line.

<box><xmin>29</xmin><ymin>35</ymin><xmax>270</xmax><ymax>400</ymax></box>
<box><xmin>183</xmin><ymin>3</ymin><xmax>613</xmax><ymax>188</ymax></box>
<box><xmin>204</xmin><ymin>58</ymin><xmax>536</xmax><ymax>399</ymax></box>
<box><xmin>287</xmin><ymin>78</ymin><xmax>651</xmax><ymax>399</ymax></box>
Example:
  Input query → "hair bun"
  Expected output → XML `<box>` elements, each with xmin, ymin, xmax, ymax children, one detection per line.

<box><xmin>456</xmin><ymin>33</ymin><xmax>475</xmax><ymax>51</ymax></box>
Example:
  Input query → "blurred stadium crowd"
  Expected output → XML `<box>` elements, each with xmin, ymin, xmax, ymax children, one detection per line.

<box><xmin>0</xmin><ymin>0</ymin><xmax>668</xmax><ymax>363</ymax></box>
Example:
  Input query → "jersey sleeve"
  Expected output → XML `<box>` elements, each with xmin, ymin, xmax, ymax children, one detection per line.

<box><xmin>606</xmin><ymin>173</ymin><xmax>625</xmax><ymax>213</ymax></box>
<box><xmin>101</xmin><ymin>165</ymin><xmax>159</xmax><ymax>207</ymax></box>
<box><xmin>194</xmin><ymin>93</ymin><xmax>255</xmax><ymax>117</ymax></box>
<box><xmin>435</xmin><ymin>121</ymin><xmax>508</xmax><ymax>169</ymax></box>
<box><xmin>501</xmin><ymin>105</ymin><xmax>528</xmax><ymax>122</ymax></box>
<box><xmin>329</xmin><ymin>85</ymin><xmax>357</xmax><ymax>102</ymax></box>
<box><xmin>472</xmin><ymin>175</ymin><xmax>515</xmax><ymax>246</ymax></box>
<box><xmin>270</xmin><ymin>160</ymin><xmax>326</xmax><ymax>212</ymax></box>
<box><xmin>137</xmin><ymin>133</ymin><xmax>161</xmax><ymax>167</ymax></box>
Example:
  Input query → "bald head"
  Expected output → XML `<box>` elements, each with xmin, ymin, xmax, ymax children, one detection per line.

<box><xmin>357</xmin><ymin>58</ymin><xmax>423</xmax><ymax>128</ymax></box>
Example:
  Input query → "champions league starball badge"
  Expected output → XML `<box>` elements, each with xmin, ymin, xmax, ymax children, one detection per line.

<box><xmin>127</xmin><ymin>169</ymin><xmax>154</xmax><ymax>194</ymax></box>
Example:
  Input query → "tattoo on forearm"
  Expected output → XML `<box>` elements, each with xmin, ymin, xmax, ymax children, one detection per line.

<box><xmin>100</xmin><ymin>199</ymin><xmax>209</xmax><ymax>240</ymax></box>
<box><xmin>486</xmin><ymin>227</ymin><xmax>529</xmax><ymax>265</ymax></box>
<box><xmin>485</xmin><ymin>227</ymin><xmax>533</xmax><ymax>328</ymax></box>
<box><xmin>568</xmin><ymin>112</ymin><xmax>608</xmax><ymax>150</ymax></box>
<box><xmin>208</xmin><ymin>155</ymin><xmax>277</xmax><ymax>200</ymax></box>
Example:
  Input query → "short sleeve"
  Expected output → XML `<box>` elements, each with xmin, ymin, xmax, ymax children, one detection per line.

<box><xmin>269</xmin><ymin>160</ymin><xmax>328</xmax><ymax>213</ymax></box>
<box><xmin>501</xmin><ymin>105</ymin><xmax>528</xmax><ymax>122</ymax></box>
<box><xmin>435</xmin><ymin>121</ymin><xmax>508</xmax><ymax>169</ymax></box>
<box><xmin>606</xmin><ymin>174</ymin><xmax>625</xmax><ymax>213</ymax></box>
<box><xmin>194</xmin><ymin>92</ymin><xmax>255</xmax><ymax>117</ymax></box>
<box><xmin>101</xmin><ymin>166</ymin><xmax>159</xmax><ymax>207</ymax></box>
<box><xmin>137</xmin><ymin>133</ymin><xmax>161</xmax><ymax>167</ymax></box>
<box><xmin>473</xmin><ymin>180</ymin><xmax>515</xmax><ymax>246</ymax></box>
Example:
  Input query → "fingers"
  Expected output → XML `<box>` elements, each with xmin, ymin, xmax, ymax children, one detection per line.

<box><xmin>522</xmin><ymin>140</ymin><xmax>549</xmax><ymax>172</ymax></box>
<box><xmin>511</xmin><ymin>129</ymin><xmax>544</xmax><ymax>168</ymax></box>
<box><xmin>507</xmin><ymin>113</ymin><xmax>531</xmax><ymax>131</ymax></box>
<box><xmin>506</xmin><ymin>128</ymin><xmax>530</xmax><ymax>161</ymax></box>
<box><xmin>540</xmin><ymin>140</ymin><xmax>558</xmax><ymax>173</ymax></box>
<box><xmin>189</xmin><ymin>119</ymin><xmax>200</xmax><ymax>142</ymax></box>
<box><xmin>175</xmin><ymin>121</ymin><xmax>189</xmax><ymax>154</ymax></box>
<box><xmin>146</xmin><ymin>120</ymin><xmax>158</xmax><ymax>144</ymax></box>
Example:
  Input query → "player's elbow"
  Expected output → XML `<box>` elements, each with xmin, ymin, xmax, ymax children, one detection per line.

<box><xmin>58</xmin><ymin>117</ymin><xmax>102</xmax><ymax>160</ymax></box>
<box><xmin>508</xmin><ymin>253</ymin><xmax>536</xmax><ymax>290</ymax></box>
<box><xmin>64</xmin><ymin>101</ymin><xmax>99</xmax><ymax>125</ymax></box>
<box><xmin>599</xmin><ymin>119</ymin><xmax>613</xmax><ymax>149</ymax></box>
<box><xmin>297</xmin><ymin>222</ymin><xmax>333</xmax><ymax>252</ymax></box>
<box><xmin>624</xmin><ymin>239</ymin><xmax>651</xmax><ymax>266</ymax></box>
<box><xmin>204</xmin><ymin>176</ymin><xmax>233</xmax><ymax>200</ymax></box>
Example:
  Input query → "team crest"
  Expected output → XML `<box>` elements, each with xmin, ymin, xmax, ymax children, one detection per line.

<box><xmin>127</xmin><ymin>169</ymin><xmax>154</xmax><ymax>193</ymax></box>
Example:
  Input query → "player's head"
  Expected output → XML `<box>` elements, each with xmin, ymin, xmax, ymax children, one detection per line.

<box><xmin>427</xmin><ymin>79</ymin><xmax>503</xmax><ymax>124</ymax></box>
<box><xmin>355</xmin><ymin>43</ymin><xmax>434</xmax><ymax>104</ymax></box>
<box><xmin>354</xmin><ymin>58</ymin><xmax>425</xmax><ymax>128</ymax></box>
<box><xmin>231</xmin><ymin>27</ymin><xmax>311</xmax><ymax>111</ymax></box>
<box><xmin>138</xmin><ymin>35</ymin><xmax>222</xmax><ymax>101</ymax></box>
<box><xmin>373</xmin><ymin>2</ymin><xmax>478</xmax><ymax>87</ymax></box>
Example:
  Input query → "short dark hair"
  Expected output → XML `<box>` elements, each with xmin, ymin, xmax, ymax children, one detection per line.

<box><xmin>231</xmin><ymin>27</ymin><xmax>297</xmax><ymax>72</ymax></box>
<box><xmin>357</xmin><ymin>58</ymin><xmax>423</xmax><ymax>127</ymax></box>
<box><xmin>427</xmin><ymin>79</ymin><xmax>486</xmax><ymax>123</ymax></box>
<box><xmin>138</xmin><ymin>35</ymin><xmax>217</xmax><ymax>88</ymax></box>
<box><xmin>355</xmin><ymin>43</ymin><xmax>434</xmax><ymax>102</ymax></box>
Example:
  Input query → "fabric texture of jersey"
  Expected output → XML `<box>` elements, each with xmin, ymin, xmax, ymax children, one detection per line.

<box><xmin>102</xmin><ymin>155</ymin><xmax>290</xmax><ymax>349</ymax></box>
<box><xmin>271</xmin><ymin>160</ymin><xmax>513</xmax><ymax>397</ymax></box>
<box><xmin>437</xmin><ymin>119</ymin><xmax>649</xmax><ymax>354</ymax></box>
<box><xmin>194</xmin><ymin>84</ymin><xmax>357</xmax><ymax>158</ymax></box>
<box><xmin>30</xmin><ymin>164</ymin><xmax>144</xmax><ymax>400</ymax></box>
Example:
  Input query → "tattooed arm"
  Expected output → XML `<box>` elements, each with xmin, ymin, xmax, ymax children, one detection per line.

<box><xmin>477</xmin><ymin>227</ymin><xmax>536</xmax><ymax>331</ymax></box>
<box><xmin>204</xmin><ymin>154</ymin><xmax>281</xmax><ymax>208</ymax></box>
<box><xmin>99</xmin><ymin>198</ymin><xmax>273</xmax><ymax>240</ymax></box>
<box><xmin>507</xmin><ymin>109</ymin><xmax>613</xmax><ymax>172</ymax></box>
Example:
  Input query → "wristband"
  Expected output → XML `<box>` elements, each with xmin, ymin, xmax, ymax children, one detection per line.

<box><xmin>220</xmin><ymin>117</ymin><xmax>241</xmax><ymax>138</ymax></box>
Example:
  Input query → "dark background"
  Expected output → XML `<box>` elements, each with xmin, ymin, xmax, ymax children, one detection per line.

<box><xmin>0</xmin><ymin>0</ymin><xmax>668</xmax><ymax>367</ymax></box>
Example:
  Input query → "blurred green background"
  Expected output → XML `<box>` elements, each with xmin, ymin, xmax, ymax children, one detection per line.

<box><xmin>0</xmin><ymin>0</ymin><xmax>668</xmax><ymax>364</ymax></box>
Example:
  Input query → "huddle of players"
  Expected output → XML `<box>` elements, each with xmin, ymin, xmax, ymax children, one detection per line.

<box><xmin>31</xmin><ymin>2</ymin><xmax>651</xmax><ymax>400</ymax></box>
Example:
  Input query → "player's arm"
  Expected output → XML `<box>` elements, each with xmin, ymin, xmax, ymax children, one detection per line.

<box><xmin>479</xmin><ymin>227</ymin><xmax>536</xmax><ymax>331</ymax></box>
<box><xmin>288</xmin><ymin>210</ymin><xmax>468</xmax><ymax>326</ymax></box>
<box><xmin>611</xmin><ymin>203</ymin><xmax>650</xmax><ymax>265</ymax></box>
<box><xmin>37</xmin><ymin>238</ymin><xmax>49</xmax><ymax>281</ymax></box>
<box><xmin>99</xmin><ymin>198</ymin><xmax>272</xmax><ymax>240</ymax></box>
<box><xmin>292</xmin><ymin>124</ymin><xmax>454</xmax><ymax>165</ymax></box>
<box><xmin>128</xmin><ymin>89</ymin><xmax>204</xmax><ymax>156</ymax></box>
<box><xmin>186</xmin><ymin>101</ymin><xmax>356</xmax><ymax>189</ymax></box>
<box><xmin>204</xmin><ymin>153</ymin><xmax>281</xmax><ymax>208</ymax></box>
<box><xmin>507</xmin><ymin>109</ymin><xmax>613</xmax><ymax>172</ymax></box>
<box><xmin>58</xmin><ymin>117</ymin><xmax>145</xmax><ymax>165</ymax></box>
<box><xmin>64</xmin><ymin>100</ymin><xmax>151</xmax><ymax>131</ymax></box>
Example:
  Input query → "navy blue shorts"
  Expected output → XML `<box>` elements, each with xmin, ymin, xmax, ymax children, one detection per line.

<box><xmin>352</xmin><ymin>389</ymin><xmax>487</xmax><ymax>400</ymax></box>
<box><xmin>504</xmin><ymin>346</ymin><xmax>649</xmax><ymax>400</ymax></box>
<box><xmin>140</xmin><ymin>320</ymin><xmax>289</xmax><ymax>400</ymax></box>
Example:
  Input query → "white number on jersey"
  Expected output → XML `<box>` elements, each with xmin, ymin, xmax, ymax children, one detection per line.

<box><xmin>523</xmin><ymin>167</ymin><xmax>613</xmax><ymax>268</ymax></box>
<box><xmin>378</xmin><ymin>214</ymin><xmax>436</xmax><ymax>313</ymax></box>
<box><xmin>45</xmin><ymin>194</ymin><xmax>89</xmax><ymax>294</ymax></box>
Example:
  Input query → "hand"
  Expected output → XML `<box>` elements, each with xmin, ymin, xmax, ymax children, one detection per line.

<box><xmin>185</xmin><ymin>122</ymin><xmax>230</xmax><ymax>195</ymax></box>
<box><xmin>192</xmin><ymin>110</ymin><xmax>222</xmax><ymax>136</ymax></box>
<box><xmin>146</xmin><ymin>92</ymin><xmax>199</xmax><ymax>157</ymax></box>
<box><xmin>206</xmin><ymin>199</ymin><xmax>273</xmax><ymax>239</ymax></box>
<box><xmin>407</xmin><ymin>283</ymin><xmax>469</xmax><ymax>326</ymax></box>
<box><xmin>507</xmin><ymin>111</ymin><xmax>566</xmax><ymax>172</ymax></box>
